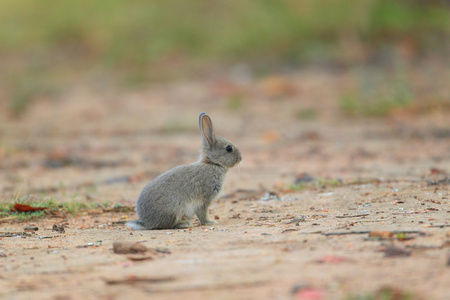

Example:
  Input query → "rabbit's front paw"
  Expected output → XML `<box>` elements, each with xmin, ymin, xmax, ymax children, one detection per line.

<box><xmin>202</xmin><ymin>219</ymin><xmax>217</xmax><ymax>225</ymax></box>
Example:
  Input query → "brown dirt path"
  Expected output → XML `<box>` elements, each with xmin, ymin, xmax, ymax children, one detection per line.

<box><xmin>1</xmin><ymin>69</ymin><xmax>449</xmax><ymax>299</ymax></box>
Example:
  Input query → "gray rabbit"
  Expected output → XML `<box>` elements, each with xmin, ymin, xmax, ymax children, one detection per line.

<box><xmin>128</xmin><ymin>112</ymin><xmax>242</xmax><ymax>230</ymax></box>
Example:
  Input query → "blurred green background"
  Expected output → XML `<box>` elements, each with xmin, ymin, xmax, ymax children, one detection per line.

<box><xmin>0</xmin><ymin>0</ymin><xmax>449</xmax><ymax>116</ymax></box>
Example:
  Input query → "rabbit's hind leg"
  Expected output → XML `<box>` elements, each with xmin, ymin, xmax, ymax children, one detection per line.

<box><xmin>174</xmin><ymin>221</ymin><xmax>193</xmax><ymax>228</ymax></box>
<box><xmin>173</xmin><ymin>215</ymin><xmax>193</xmax><ymax>229</ymax></box>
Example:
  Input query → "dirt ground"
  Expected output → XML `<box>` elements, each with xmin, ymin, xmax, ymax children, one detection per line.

<box><xmin>0</xmin><ymin>67</ymin><xmax>449</xmax><ymax>300</ymax></box>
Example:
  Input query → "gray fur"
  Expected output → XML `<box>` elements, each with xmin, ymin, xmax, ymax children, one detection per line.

<box><xmin>128</xmin><ymin>112</ymin><xmax>242</xmax><ymax>230</ymax></box>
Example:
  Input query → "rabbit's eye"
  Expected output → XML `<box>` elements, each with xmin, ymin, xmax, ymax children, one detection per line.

<box><xmin>225</xmin><ymin>145</ymin><xmax>233</xmax><ymax>153</ymax></box>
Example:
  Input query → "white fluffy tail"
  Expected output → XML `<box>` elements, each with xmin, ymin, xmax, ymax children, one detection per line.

<box><xmin>127</xmin><ymin>220</ymin><xmax>146</xmax><ymax>230</ymax></box>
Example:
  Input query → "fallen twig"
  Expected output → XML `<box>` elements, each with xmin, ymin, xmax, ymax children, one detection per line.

<box><xmin>112</xmin><ymin>221</ymin><xmax>128</xmax><ymax>225</ymax></box>
<box><xmin>38</xmin><ymin>235</ymin><xmax>60</xmax><ymax>239</ymax></box>
<box><xmin>321</xmin><ymin>231</ymin><xmax>371</xmax><ymax>236</ymax></box>
<box><xmin>336</xmin><ymin>214</ymin><xmax>369</xmax><ymax>218</ymax></box>
<box><xmin>0</xmin><ymin>216</ymin><xmax>19</xmax><ymax>222</ymax></box>
<box><xmin>424</xmin><ymin>224</ymin><xmax>450</xmax><ymax>228</ymax></box>
<box><xmin>0</xmin><ymin>232</ymin><xmax>23</xmax><ymax>238</ymax></box>
<box><xmin>147</xmin><ymin>280</ymin><xmax>268</xmax><ymax>293</ymax></box>
<box><xmin>319</xmin><ymin>230</ymin><xmax>425</xmax><ymax>236</ymax></box>
<box><xmin>103</xmin><ymin>276</ymin><xmax>175</xmax><ymax>285</ymax></box>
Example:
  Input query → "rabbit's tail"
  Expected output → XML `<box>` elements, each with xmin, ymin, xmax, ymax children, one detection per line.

<box><xmin>127</xmin><ymin>220</ymin><xmax>147</xmax><ymax>230</ymax></box>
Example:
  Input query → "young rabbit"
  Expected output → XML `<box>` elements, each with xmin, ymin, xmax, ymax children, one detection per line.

<box><xmin>128</xmin><ymin>112</ymin><xmax>242</xmax><ymax>230</ymax></box>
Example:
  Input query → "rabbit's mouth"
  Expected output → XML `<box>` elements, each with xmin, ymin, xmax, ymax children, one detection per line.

<box><xmin>230</xmin><ymin>157</ymin><xmax>242</xmax><ymax>168</ymax></box>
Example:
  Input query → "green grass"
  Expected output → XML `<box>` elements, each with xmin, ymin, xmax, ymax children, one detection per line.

<box><xmin>0</xmin><ymin>196</ymin><xmax>115</xmax><ymax>221</ymax></box>
<box><xmin>340</xmin><ymin>62</ymin><xmax>415</xmax><ymax>117</ymax></box>
<box><xmin>226</xmin><ymin>95</ymin><xmax>245</xmax><ymax>111</ymax></box>
<box><xmin>289</xmin><ymin>177</ymin><xmax>344</xmax><ymax>191</ymax></box>
<box><xmin>161</xmin><ymin>119</ymin><xmax>198</xmax><ymax>134</ymax></box>
<box><xmin>0</xmin><ymin>197</ymin><xmax>55</xmax><ymax>220</ymax></box>
<box><xmin>289</xmin><ymin>182</ymin><xmax>307</xmax><ymax>191</ymax></box>
<box><xmin>296</xmin><ymin>108</ymin><xmax>317</xmax><ymax>120</ymax></box>
<box><xmin>346</xmin><ymin>286</ymin><xmax>414</xmax><ymax>300</ymax></box>
<box><xmin>288</xmin><ymin>177</ymin><xmax>382</xmax><ymax>191</ymax></box>
<box><xmin>0</xmin><ymin>0</ymin><xmax>448</xmax><ymax>115</ymax></box>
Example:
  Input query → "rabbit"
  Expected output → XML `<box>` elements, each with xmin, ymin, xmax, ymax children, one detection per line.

<box><xmin>128</xmin><ymin>112</ymin><xmax>242</xmax><ymax>230</ymax></box>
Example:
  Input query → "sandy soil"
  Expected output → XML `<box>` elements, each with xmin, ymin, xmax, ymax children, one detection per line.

<box><xmin>0</xmin><ymin>68</ymin><xmax>449</xmax><ymax>300</ymax></box>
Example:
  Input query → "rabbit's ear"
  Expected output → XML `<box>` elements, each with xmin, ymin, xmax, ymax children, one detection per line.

<box><xmin>199</xmin><ymin>112</ymin><xmax>216</xmax><ymax>146</ymax></box>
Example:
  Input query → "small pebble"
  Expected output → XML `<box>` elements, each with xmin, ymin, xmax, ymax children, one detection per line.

<box><xmin>113</xmin><ymin>241</ymin><xmax>147</xmax><ymax>254</ymax></box>
<box><xmin>24</xmin><ymin>226</ymin><xmax>39</xmax><ymax>232</ymax></box>
<box><xmin>52</xmin><ymin>224</ymin><xmax>65</xmax><ymax>233</ymax></box>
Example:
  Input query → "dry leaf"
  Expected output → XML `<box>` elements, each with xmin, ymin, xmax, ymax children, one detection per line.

<box><xmin>13</xmin><ymin>204</ymin><xmax>46</xmax><ymax>212</ymax></box>
<box><xmin>369</xmin><ymin>231</ymin><xmax>395</xmax><ymax>239</ymax></box>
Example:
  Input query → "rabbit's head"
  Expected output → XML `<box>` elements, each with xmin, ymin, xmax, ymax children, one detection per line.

<box><xmin>199</xmin><ymin>112</ymin><xmax>242</xmax><ymax>168</ymax></box>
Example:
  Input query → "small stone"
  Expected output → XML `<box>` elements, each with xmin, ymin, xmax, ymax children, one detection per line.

<box><xmin>113</xmin><ymin>241</ymin><xmax>147</xmax><ymax>254</ymax></box>
<box><xmin>52</xmin><ymin>224</ymin><xmax>65</xmax><ymax>233</ymax></box>
<box><xmin>379</xmin><ymin>245</ymin><xmax>411</xmax><ymax>257</ymax></box>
